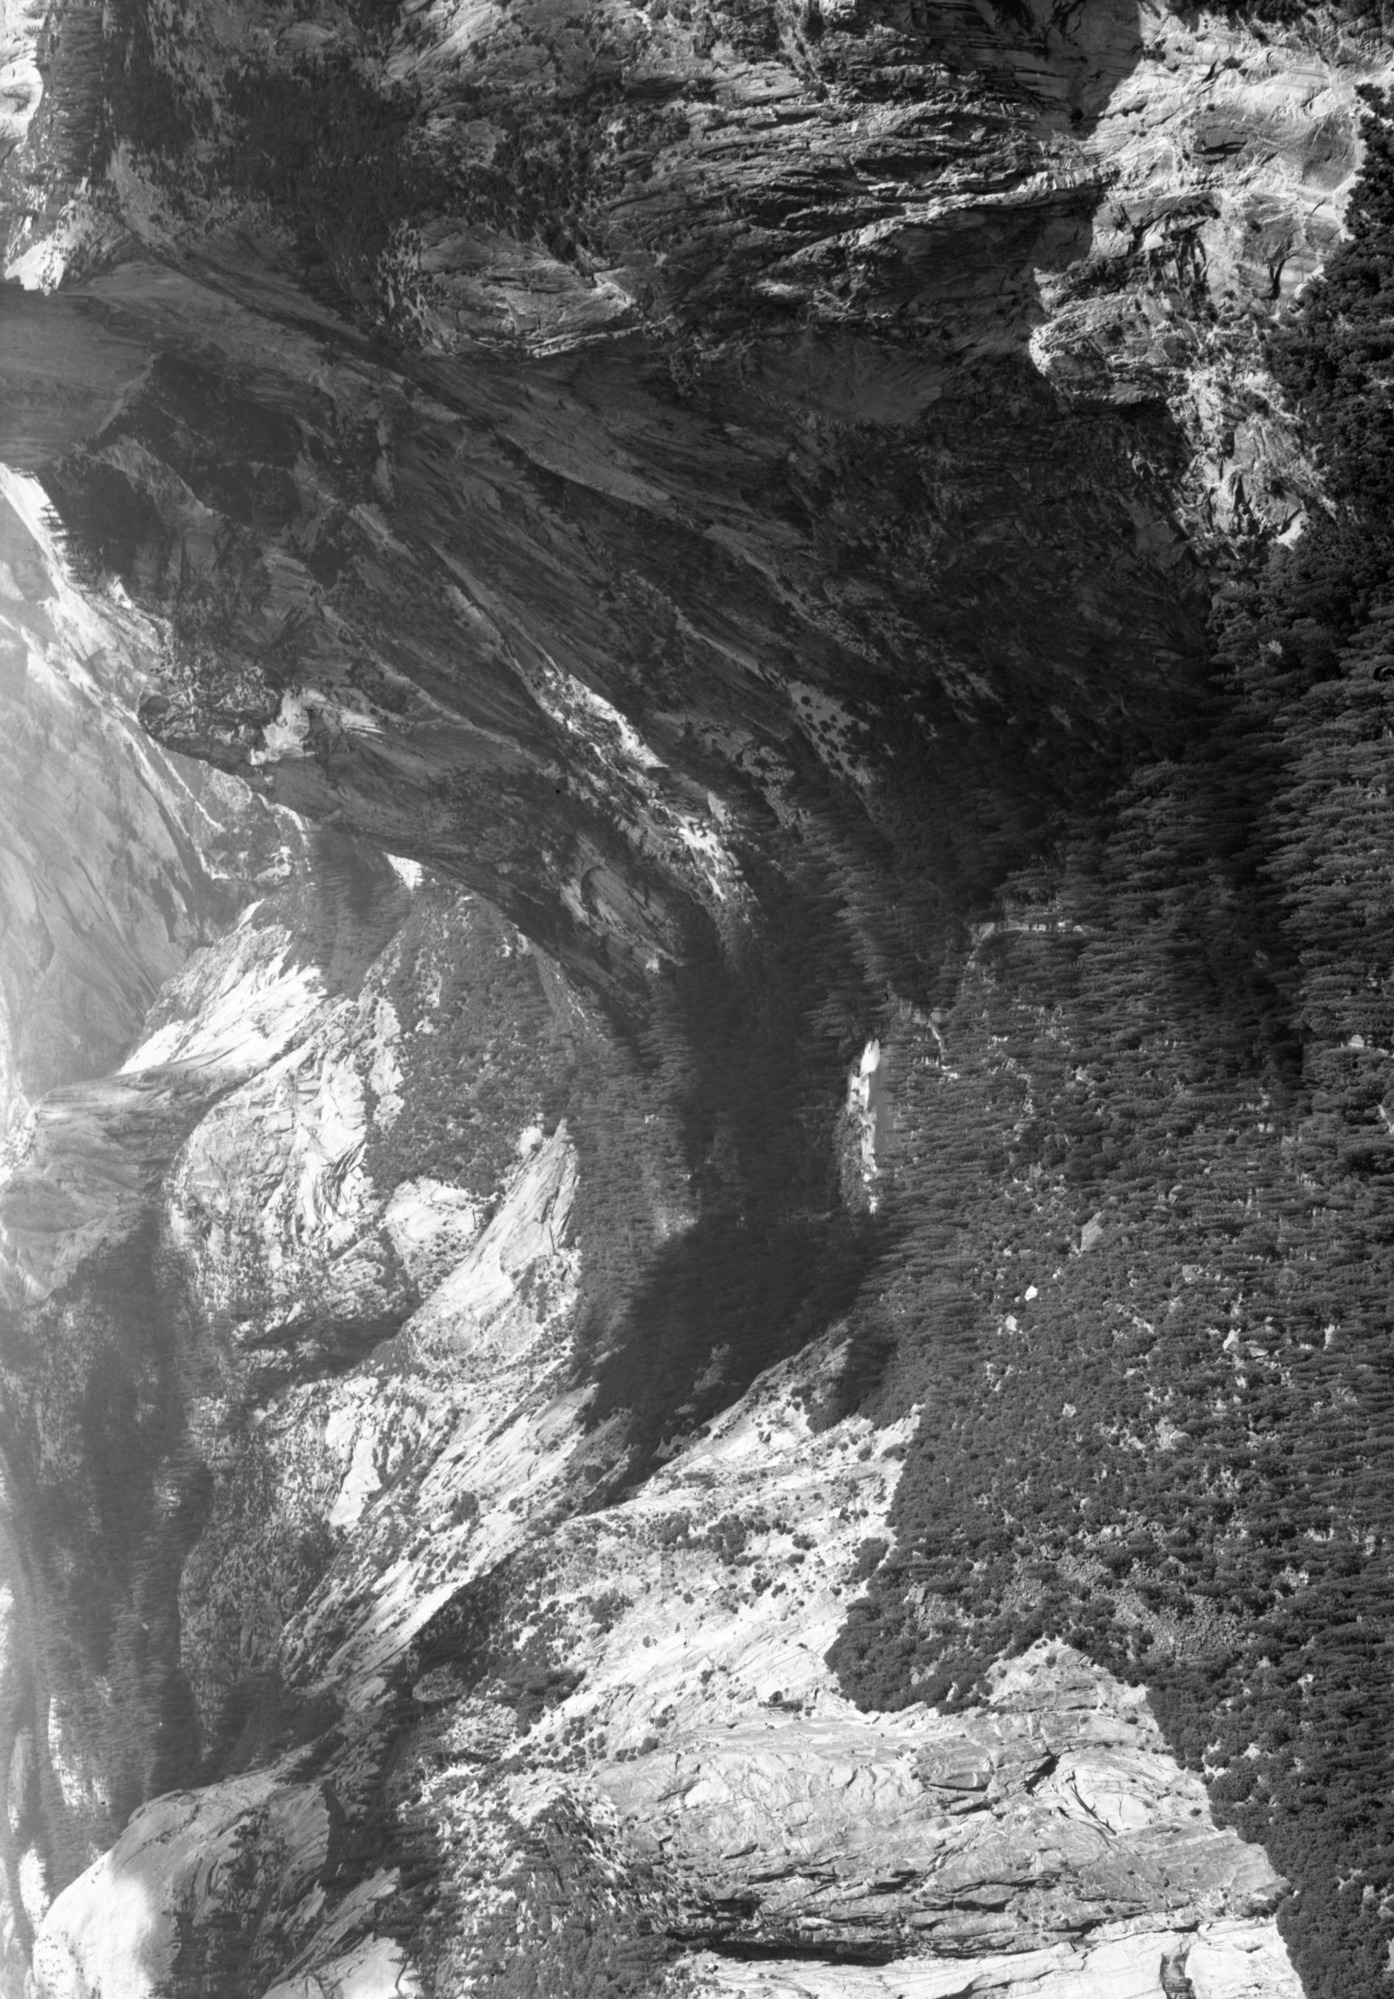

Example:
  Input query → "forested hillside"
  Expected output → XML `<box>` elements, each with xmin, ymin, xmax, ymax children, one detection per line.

<box><xmin>830</xmin><ymin>87</ymin><xmax>1394</xmax><ymax>1999</ymax></box>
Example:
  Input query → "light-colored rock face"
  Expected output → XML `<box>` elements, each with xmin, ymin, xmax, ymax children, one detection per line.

<box><xmin>0</xmin><ymin>468</ymin><xmax>282</xmax><ymax>1139</ymax></box>
<box><xmin>0</xmin><ymin>832</ymin><xmax>1297</xmax><ymax>1999</ymax></box>
<box><xmin>33</xmin><ymin>1773</ymin><xmax>307</xmax><ymax>1999</ymax></box>
<box><xmin>208</xmin><ymin>1116</ymin><xmax>586</xmax><ymax>1708</ymax></box>
<box><xmin>0</xmin><ymin>0</ymin><xmax>41</xmax><ymax>166</ymax></box>
<box><xmin>26</xmin><ymin>0</ymin><xmax>1376</xmax><ymax>380</ymax></box>
<box><xmin>0</xmin><ymin>919</ymin><xmax>329</xmax><ymax>1306</ymax></box>
<box><xmin>375</xmin><ymin>1353</ymin><xmax>1294</xmax><ymax>1992</ymax></box>
<box><xmin>160</xmin><ymin>958</ymin><xmax>398</xmax><ymax>1375</ymax></box>
<box><xmin>595</xmin><ymin>1664</ymin><xmax>1283</xmax><ymax>1947</ymax></box>
<box><xmin>27</xmin><ymin>1310</ymin><xmax>1301</xmax><ymax>1999</ymax></box>
<box><xmin>676</xmin><ymin>1918</ymin><xmax>1300</xmax><ymax>1996</ymax></box>
<box><xmin>1035</xmin><ymin>5</ymin><xmax>1389</xmax><ymax>543</ymax></box>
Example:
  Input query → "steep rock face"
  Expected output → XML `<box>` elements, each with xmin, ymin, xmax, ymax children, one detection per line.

<box><xmin>0</xmin><ymin>841</ymin><xmax>415</xmax><ymax>1982</ymax></box>
<box><xmin>682</xmin><ymin>1920</ymin><xmax>1297</xmax><ymax>1995</ymax></box>
<box><xmin>0</xmin><ymin>4</ymin><xmax>1389</xmax><ymax>1997</ymax></box>
<box><xmin>0</xmin><ymin>915</ymin><xmax>333</xmax><ymax>1305</ymax></box>
<box><xmin>6</xmin><ymin>7</ymin><xmax>1379</xmax><ymax>996</ymax></box>
<box><xmin>0</xmin><ymin>465</ymin><xmax>283</xmax><ymax>1137</ymax></box>
<box><xmin>0</xmin><ymin>863</ymin><xmax>582</xmax><ymax>1920</ymax></box>
<box><xmin>27</xmin><ymin>1260</ymin><xmax>1298</xmax><ymax>1999</ymax></box>
<box><xmin>0</xmin><ymin>1</ymin><xmax>1376</xmax><ymax>1021</ymax></box>
<box><xmin>0</xmin><ymin>881</ymin><xmax>1298</xmax><ymax>1996</ymax></box>
<box><xmin>0</xmin><ymin>0</ymin><xmax>40</xmax><ymax>142</ymax></box>
<box><xmin>1033</xmin><ymin>5</ymin><xmax>1370</xmax><ymax>541</ymax></box>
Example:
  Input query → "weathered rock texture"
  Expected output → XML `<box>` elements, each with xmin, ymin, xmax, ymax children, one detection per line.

<box><xmin>0</xmin><ymin>862</ymin><xmax>1298</xmax><ymax>1999</ymax></box>
<box><xmin>6</xmin><ymin>6</ymin><xmax>1380</xmax><ymax>977</ymax></box>
<box><xmin>0</xmin><ymin>466</ymin><xmax>283</xmax><ymax>1139</ymax></box>
<box><xmin>0</xmin><ymin>0</ymin><xmax>1377</xmax><ymax>1017</ymax></box>
<box><xmin>0</xmin><ymin>0</ymin><xmax>1388</xmax><ymax>1995</ymax></box>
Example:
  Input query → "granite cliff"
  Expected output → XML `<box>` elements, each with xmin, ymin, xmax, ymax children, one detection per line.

<box><xmin>4</xmin><ymin>878</ymin><xmax>1304</xmax><ymax>1999</ymax></box>
<box><xmin>0</xmin><ymin>468</ymin><xmax>285</xmax><ymax>1142</ymax></box>
<box><xmin>0</xmin><ymin>0</ymin><xmax>1390</xmax><ymax>1994</ymax></box>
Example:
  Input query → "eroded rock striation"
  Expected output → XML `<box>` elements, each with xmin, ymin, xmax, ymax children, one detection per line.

<box><xmin>18</xmin><ymin>7</ymin><xmax>1382</xmax><ymax>975</ymax></box>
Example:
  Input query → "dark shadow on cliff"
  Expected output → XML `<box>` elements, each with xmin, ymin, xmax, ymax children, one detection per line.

<box><xmin>291</xmin><ymin>825</ymin><xmax>415</xmax><ymax>998</ymax></box>
<box><xmin>582</xmin><ymin>1206</ymin><xmax>892</xmax><ymax>1492</ymax></box>
<box><xmin>12</xmin><ymin>0</ymin><xmax>1203</xmax><ymax>1581</ymax></box>
<box><xmin>0</xmin><ymin>285</ymin><xmax>149</xmax><ymax>472</ymax></box>
<box><xmin>25</xmin><ymin>0</ymin><xmax>1202</xmax><ymax>1035</ymax></box>
<box><xmin>573</xmin><ymin>851</ymin><xmax>904</xmax><ymax>1491</ymax></box>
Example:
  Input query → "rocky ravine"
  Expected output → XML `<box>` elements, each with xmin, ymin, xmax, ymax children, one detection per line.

<box><xmin>0</xmin><ymin>0</ymin><xmax>1388</xmax><ymax>1995</ymax></box>
<box><xmin>5</xmin><ymin>0</ymin><xmax>1387</xmax><ymax>993</ymax></box>
<box><xmin>1</xmin><ymin>863</ymin><xmax>1298</xmax><ymax>1999</ymax></box>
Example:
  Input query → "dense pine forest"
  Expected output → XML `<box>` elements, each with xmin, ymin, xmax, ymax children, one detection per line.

<box><xmin>829</xmin><ymin>88</ymin><xmax>1394</xmax><ymax>1999</ymax></box>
